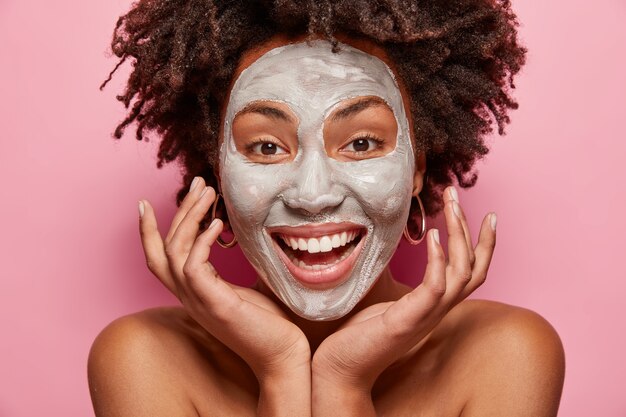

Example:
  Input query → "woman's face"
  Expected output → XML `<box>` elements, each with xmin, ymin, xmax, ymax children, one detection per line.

<box><xmin>219</xmin><ymin>38</ymin><xmax>420</xmax><ymax>320</ymax></box>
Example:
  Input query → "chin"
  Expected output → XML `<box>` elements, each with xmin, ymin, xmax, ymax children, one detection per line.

<box><xmin>250</xmin><ymin>223</ymin><xmax>387</xmax><ymax>321</ymax></box>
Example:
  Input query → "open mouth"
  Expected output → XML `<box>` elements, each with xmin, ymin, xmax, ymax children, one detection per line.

<box><xmin>268</xmin><ymin>224</ymin><xmax>367</xmax><ymax>289</ymax></box>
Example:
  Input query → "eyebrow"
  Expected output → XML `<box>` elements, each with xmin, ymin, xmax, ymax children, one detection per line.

<box><xmin>330</xmin><ymin>96</ymin><xmax>389</xmax><ymax>121</ymax></box>
<box><xmin>236</xmin><ymin>102</ymin><xmax>296</xmax><ymax>123</ymax></box>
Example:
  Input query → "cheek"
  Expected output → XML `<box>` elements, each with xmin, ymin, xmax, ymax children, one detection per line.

<box><xmin>221</xmin><ymin>158</ymin><xmax>289</xmax><ymax>222</ymax></box>
<box><xmin>334</xmin><ymin>156</ymin><xmax>414</xmax><ymax>222</ymax></box>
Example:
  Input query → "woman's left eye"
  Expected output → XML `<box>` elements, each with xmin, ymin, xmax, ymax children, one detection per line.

<box><xmin>342</xmin><ymin>136</ymin><xmax>383</xmax><ymax>153</ymax></box>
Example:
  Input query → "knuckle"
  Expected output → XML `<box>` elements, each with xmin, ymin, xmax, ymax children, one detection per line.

<box><xmin>431</xmin><ymin>250</ymin><xmax>446</xmax><ymax>263</ymax></box>
<box><xmin>145</xmin><ymin>258</ymin><xmax>158</xmax><ymax>274</ymax></box>
<box><xmin>164</xmin><ymin>241</ymin><xmax>179</xmax><ymax>259</ymax></box>
<box><xmin>382</xmin><ymin>314</ymin><xmax>413</xmax><ymax>339</ymax></box>
<box><xmin>389</xmin><ymin>323</ymin><xmax>414</xmax><ymax>340</ymax></box>
<box><xmin>474</xmin><ymin>273</ymin><xmax>487</xmax><ymax>286</ymax></box>
<box><xmin>453</xmin><ymin>265</ymin><xmax>472</xmax><ymax>282</ymax></box>
<box><xmin>182</xmin><ymin>261</ymin><xmax>199</xmax><ymax>278</ymax></box>
<box><xmin>423</xmin><ymin>280</ymin><xmax>446</xmax><ymax>298</ymax></box>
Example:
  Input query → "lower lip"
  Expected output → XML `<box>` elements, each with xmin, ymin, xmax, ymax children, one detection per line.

<box><xmin>271</xmin><ymin>234</ymin><xmax>366</xmax><ymax>290</ymax></box>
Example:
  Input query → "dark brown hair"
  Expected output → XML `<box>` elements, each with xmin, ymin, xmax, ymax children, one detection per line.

<box><xmin>103</xmin><ymin>0</ymin><xmax>526</xmax><ymax>219</ymax></box>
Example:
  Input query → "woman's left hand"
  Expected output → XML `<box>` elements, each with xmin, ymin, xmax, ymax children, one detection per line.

<box><xmin>311</xmin><ymin>187</ymin><xmax>497</xmax><ymax>407</ymax></box>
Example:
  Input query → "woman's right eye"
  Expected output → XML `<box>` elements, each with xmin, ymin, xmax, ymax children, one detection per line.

<box><xmin>246</xmin><ymin>140</ymin><xmax>289</xmax><ymax>158</ymax></box>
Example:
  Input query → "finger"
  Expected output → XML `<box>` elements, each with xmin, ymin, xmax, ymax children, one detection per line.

<box><xmin>420</xmin><ymin>229</ymin><xmax>447</xmax><ymax>301</ymax></box>
<box><xmin>164</xmin><ymin>176</ymin><xmax>206</xmax><ymax>243</ymax></box>
<box><xmin>383</xmin><ymin>229</ymin><xmax>446</xmax><ymax>338</ymax></box>
<box><xmin>185</xmin><ymin>218</ymin><xmax>221</xmax><ymax>270</ymax></box>
<box><xmin>458</xmin><ymin>212</ymin><xmax>497</xmax><ymax>300</ymax></box>
<box><xmin>183</xmin><ymin>218</ymin><xmax>242</xmax><ymax>315</ymax></box>
<box><xmin>138</xmin><ymin>200</ymin><xmax>178</xmax><ymax>295</ymax></box>
<box><xmin>166</xmin><ymin>186</ymin><xmax>217</xmax><ymax>272</ymax></box>
<box><xmin>442</xmin><ymin>198</ymin><xmax>472</xmax><ymax>299</ymax></box>
<box><xmin>444</xmin><ymin>187</ymin><xmax>475</xmax><ymax>266</ymax></box>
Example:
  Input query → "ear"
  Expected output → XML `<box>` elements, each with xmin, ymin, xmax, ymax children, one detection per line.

<box><xmin>412</xmin><ymin>152</ymin><xmax>427</xmax><ymax>196</ymax></box>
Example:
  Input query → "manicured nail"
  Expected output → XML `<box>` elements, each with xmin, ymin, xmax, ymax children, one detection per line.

<box><xmin>452</xmin><ymin>201</ymin><xmax>461</xmax><ymax>218</ymax></box>
<box><xmin>490</xmin><ymin>213</ymin><xmax>497</xmax><ymax>231</ymax></box>
<box><xmin>138</xmin><ymin>201</ymin><xmax>145</xmax><ymax>218</ymax></box>
<box><xmin>432</xmin><ymin>229</ymin><xmax>440</xmax><ymax>244</ymax></box>
<box><xmin>189</xmin><ymin>177</ymin><xmax>200</xmax><ymax>192</ymax></box>
<box><xmin>449</xmin><ymin>187</ymin><xmax>459</xmax><ymax>202</ymax></box>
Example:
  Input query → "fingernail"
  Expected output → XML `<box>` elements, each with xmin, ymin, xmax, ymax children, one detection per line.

<box><xmin>189</xmin><ymin>177</ymin><xmax>199</xmax><ymax>192</ymax></box>
<box><xmin>200</xmin><ymin>186</ymin><xmax>209</xmax><ymax>197</ymax></box>
<box><xmin>208</xmin><ymin>218</ymin><xmax>219</xmax><ymax>230</ymax></box>
<box><xmin>452</xmin><ymin>201</ymin><xmax>461</xmax><ymax>218</ymax></box>
<box><xmin>432</xmin><ymin>229</ymin><xmax>440</xmax><ymax>244</ymax></box>
<box><xmin>138</xmin><ymin>201</ymin><xmax>145</xmax><ymax>218</ymax></box>
<box><xmin>490</xmin><ymin>213</ymin><xmax>497</xmax><ymax>231</ymax></box>
<box><xmin>449</xmin><ymin>187</ymin><xmax>459</xmax><ymax>202</ymax></box>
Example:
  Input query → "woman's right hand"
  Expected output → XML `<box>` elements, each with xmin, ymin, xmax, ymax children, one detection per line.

<box><xmin>137</xmin><ymin>177</ymin><xmax>310</xmax><ymax>389</ymax></box>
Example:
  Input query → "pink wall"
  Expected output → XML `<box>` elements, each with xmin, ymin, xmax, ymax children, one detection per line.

<box><xmin>1</xmin><ymin>1</ymin><xmax>624</xmax><ymax>415</ymax></box>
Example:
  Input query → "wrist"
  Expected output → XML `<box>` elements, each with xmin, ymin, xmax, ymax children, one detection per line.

<box><xmin>311</xmin><ymin>365</ymin><xmax>372</xmax><ymax>398</ymax></box>
<box><xmin>259</xmin><ymin>360</ymin><xmax>311</xmax><ymax>388</ymax></box>
<box><xmin>312</xmin><ymin>370</ymin><xmax>374</xmax><ymax>417</ymax></box>
<box><xmin>256</xmin><ymin>339</ymin><xmax>311</xmax><ymax>382</ymax></box>
<box><xmin>311</xmin><ymin>353</ymin><xmax>374</xmax><ymax>393</ymax></box>
<box><xmin>258</xmin><ymin>364</ymin><xmax>311</xmax><ymax>417</ymax></box>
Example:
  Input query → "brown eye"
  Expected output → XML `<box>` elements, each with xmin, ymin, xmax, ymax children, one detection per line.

<box><xmin>261</xmin><ymin>142</ymin><xmax>278</xmax><ymax>155</ymax></box>
<box><xmin>249</xmin><ymin>140</ymin><xmax>288</xmax><ymax>157</ymax></box>
<box><xmin>351</xmin><ymin>138</ymin><xmax>370</xmax><ymax>152</ymax></box>
<box><xmin>342</xmin><ymin>135</ymin><xmax>383</xmax><ymax>154</ymax></box>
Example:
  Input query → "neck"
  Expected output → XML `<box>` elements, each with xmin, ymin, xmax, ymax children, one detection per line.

<box><xmin>256</xmin><ymin>267</ymin><xmax>412</xmax><ymax>351</ymax></box>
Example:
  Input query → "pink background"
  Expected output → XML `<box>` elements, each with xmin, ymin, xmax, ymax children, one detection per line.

<box><xmin>1</xmin><ymin>1</ymin><xmax>625</xmax><ymax>415</ymax></box>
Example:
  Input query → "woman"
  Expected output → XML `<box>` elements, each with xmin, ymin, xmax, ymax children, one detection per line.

<box><xmin>89</xmin><ymin>1</ymin><xmax>565</xmax><ymax>415</ymax></box>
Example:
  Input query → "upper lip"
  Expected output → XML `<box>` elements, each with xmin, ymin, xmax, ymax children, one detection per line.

<box><xmin>266</xmin><ymin>222</ymin><xmax>364</xmax><ymax>238</ymax></box>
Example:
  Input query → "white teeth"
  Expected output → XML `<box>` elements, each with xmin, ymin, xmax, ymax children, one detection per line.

<box><xmin>319</xmin><ymin>236</ymin><xmax>333</xmax><ymax>253</ymax></box>
<box><xmin>340</xmin><ymin>231</ymin><xmax>347</xmax><ymax>246</ymax></box>
<box><xmin>307</xmin><ymin>238</ymin><xmax>321</xmax><ymax>253</ymax></box>
<box><xmin>279</xmin><ymin>229</ymin><xmax>361</xmax><ymax>254</ymax></box>
<box><xmin>287</xmin><ymin>245</ymin><xmax>354</xmax><ymax>270</ymax></box>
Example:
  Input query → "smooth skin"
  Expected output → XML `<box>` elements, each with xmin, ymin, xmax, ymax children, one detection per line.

<box><xmin>88</xmin><ymin>181</ymin><xmax>565</xmax><ymax>416</ymax></box>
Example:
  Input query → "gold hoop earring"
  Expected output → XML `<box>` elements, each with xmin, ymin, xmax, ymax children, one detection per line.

<box><xmin>210</xmin><ymin>193</ymin><xmax>238</xmax><ymax>249</ymax></box>
<box><xmin>403</xmin><ymin>195</ymin><xmax>426</xmax><ymax>245</ymax></box>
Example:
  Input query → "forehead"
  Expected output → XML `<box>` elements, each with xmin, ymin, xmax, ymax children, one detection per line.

<box><xmin>226</xmin><ymin>40</ymin><xmax>404</xmax><ymax>117</ymax></box>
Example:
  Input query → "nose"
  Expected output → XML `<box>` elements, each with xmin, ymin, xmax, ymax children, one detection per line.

<box><xmin>282</xmin><ymin>150</ymin><xmax>344</xmax><ymax>214</ymax></box>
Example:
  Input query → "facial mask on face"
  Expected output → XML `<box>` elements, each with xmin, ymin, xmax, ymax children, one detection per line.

<box><xmin>219</xmin><ymin>40</ymin><xmax>415</xmax><ymax>320</ymax></box>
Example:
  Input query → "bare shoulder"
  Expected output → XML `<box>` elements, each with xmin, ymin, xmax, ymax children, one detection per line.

<box><xmin>373</xmin><ymin>300</ymin><xmax>565</xmax><ymax>417</ymax></box>
<box><xmin>88</xmin><ymin>307</ymin><xmax>257</xmax><ymax>417</ymax></box>
<box><xmin>444</xmin><ymin>300</ymin><xmax>566</xmax><ymax>417</ymax></box>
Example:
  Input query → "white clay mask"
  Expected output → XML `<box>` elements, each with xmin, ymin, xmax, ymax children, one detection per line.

<box><xmin>219</xmin><ymin>40</ymin><xmax>415</xmax><ymax>320</ymax></box>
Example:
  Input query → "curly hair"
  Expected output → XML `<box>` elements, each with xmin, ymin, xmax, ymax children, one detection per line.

<box><xmin>103</xmin><ymin>0</ymin><xmax>526</xmax><ymax>220</ymax></box>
